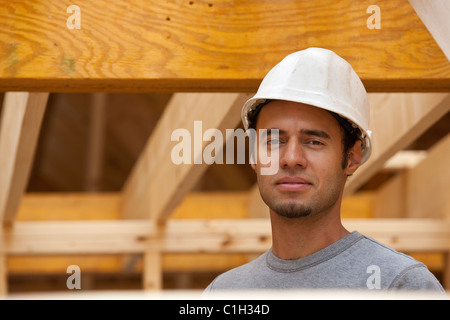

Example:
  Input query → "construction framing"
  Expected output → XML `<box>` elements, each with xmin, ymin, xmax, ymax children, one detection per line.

<box><xmin>0</xmin><ymin>0</ymin><xmax>449</xmax><ymax>295</ymax></box>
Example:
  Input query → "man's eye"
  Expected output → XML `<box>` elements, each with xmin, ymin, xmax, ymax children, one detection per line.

<box><xmin>307</xmin><ymin>140</ymin><xmax>324</xmax><ymax>146</ymax></box>
<box><xmin>267</xmin><ymin>138</ymin><xmax>280</xmax><ymax>145</ymax></box>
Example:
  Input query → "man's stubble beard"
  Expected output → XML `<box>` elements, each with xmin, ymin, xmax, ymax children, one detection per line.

<box><xmin>257</xmin><ymin>170</ymin><xmax>345</xmax><ymax>220</ymax></box>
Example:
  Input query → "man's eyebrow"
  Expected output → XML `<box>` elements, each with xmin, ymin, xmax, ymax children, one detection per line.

<box><xmin>300</xmin><ymin>129</ymin><xmax>331</xmax><ymax>139</ymax></box>
<box><xmin>260</xmin><ymin>129</ymin><xmax>282</xmax><ymax>139</ymax></box>
<box><xmin>259</xmin><ymin>129</ymin><xmax>331</xmax><ymax>139</ymax></box>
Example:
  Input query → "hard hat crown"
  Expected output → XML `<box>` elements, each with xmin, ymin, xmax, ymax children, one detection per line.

<box><xmin>242</xmin><ymin>47</ymin><xmax>372</xmax><ymax>164</ymax></box>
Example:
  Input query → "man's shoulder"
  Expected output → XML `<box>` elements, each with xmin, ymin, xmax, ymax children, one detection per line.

<box><xmin>356</xmin><ymin>234</ymin><xmax>419</xmax><ymax>265</ymax></box>
<box><xmin>355</xmin><ymin>234</ymin><xmax>445</xmax><ymax>292</ymax></box>
<box><xmin>204</xmin><ymin>252</ymin><xmax>268</xmax><ymax>291</ymax></box>
<box><xmin>352</xmin><ymin>233</ymin><xmax>427</xmax><ymax>276</ymax></box>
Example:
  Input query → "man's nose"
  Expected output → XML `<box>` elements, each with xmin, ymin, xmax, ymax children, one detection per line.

<box><xmin>280</xmin><ymin>139</ymin><xmax>307</xmax><ymax>169</ymax></box>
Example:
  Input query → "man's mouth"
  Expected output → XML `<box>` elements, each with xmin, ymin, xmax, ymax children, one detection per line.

<box><xmin>275</xmin><ymin>176</ymin><xmax>312</xmax><ymax>191</ymax></box>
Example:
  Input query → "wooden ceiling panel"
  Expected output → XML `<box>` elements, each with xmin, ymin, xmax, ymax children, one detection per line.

<box><xmin>28</xmin><ymin>93</ymin><xmax>170</xmax><ymax>192</ymax></box>
<box><xmin>1</xmin><ymin>0</ymin><xmax>449</xmax><ymax>92</ymax></box>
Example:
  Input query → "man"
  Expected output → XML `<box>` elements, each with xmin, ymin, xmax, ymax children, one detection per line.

<box><xmin>204</xmin><ymin>48</ymin><xmax>444</xmax><ymax>293</ymax></box>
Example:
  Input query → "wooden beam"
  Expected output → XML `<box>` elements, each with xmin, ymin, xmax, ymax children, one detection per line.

<box><xmin>0</xmin><ymin>254</ymin><xmax>7</xmax><ymax>296</ymax></box>
<box><xmin>373</xmin><ymin>173</ymin><xmax>407</xmax><ymax>219</ymax></box>
<box><xmin>444</xmin><ymin>253</ymin><xmax>450</xmax><ymax>290</ymax></box>
<box><xmin>375</xmin><ymin>133</ymin><xmax>450</xmax><ymax>219</ymax></box>
<box><xmin>171</xmin><ymin>192</ymin><xmax>249</xmax><ymax>220</ymax></box>
<box><xmin>375</xmin><ymin>133</ymin><xmax>450</xmax><ymax>220</ymax></box>
<box><xmin>0</xmin><ymin>92</ymin><xmax>49</xmax><ymax>226</ymax></box>
<box><xmin>2</xmin><ymin>219</ymin><xmax>450</xmax><ymax>256</ymax></box>
<box><xmin>85</xmin><ymin>93</ymin><xmax>107</xmax><ymax>191</ymax></box>
<box><xmin>344</xmin><ymin>93</ymin><xmax>450</xmax><ymax>195</ymax></box>
<box><xmin>16</xmin><ymin>192</ymin><xmax>250</xmax><ymax>221</ymax></box>
<box><xmin>6</xmin><ymin>251</ymin><xmax>249</xmax><ymax>275</ymax></box>
<box><xmin>407</xmin><ymin>134</ymin><xmax>450</xmax><ymax>219</ymax></box>
<box><xmin>248</xmin><ymin>184</ymin><xmax>269</xmax><ymax>219</ymax></box>
<box><xmin>17</xmin><ymin>190</ymin><xmax>373</xmax><ymax>222</ymax></box>
<box><xmin>16</xmin><ymin>193</ymin><xmax>121</xmax><ymax>221</ymax></box>
<box><xmin>344</xmin><ymin>219</ymin><xmax>450</xmax><ymax>252</ymax></box>
<box><xmin>122</xmin><ymin>93</ymin><xmax>249</xmax><ymax>221</ymax></box>
<box><xmin>143</xmin><ymin>252</ymin><xmax>162</xmax><ymax>291</ymax></box>
<box><xmin>409</xmin><ymin>0</ymin><xmax>450</xmax><ymax>61</ymax></box>
<box><xmin>374</xmin><ymin>134</ymin><xmax>450</xmax><ymax>219</ymax></box>
<box><xmin>383</xmin><ymin>150</ymin><xmax>428</xmax><ymax>171</ymax></box>
<box><xmin>1</xmin><ymin>0</ymin><xmax>450</xmax><ymax>92</ymax></box>
<box><xmin>0</xmin><ymin>219</ymin><xmax>271</xmax><ymax>255</ymax></box>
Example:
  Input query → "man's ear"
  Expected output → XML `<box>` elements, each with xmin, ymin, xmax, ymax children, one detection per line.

<box><xmin>344</xmin><ymin>140</ymin><xmax>362</xmax><ymax>176</ymax></box>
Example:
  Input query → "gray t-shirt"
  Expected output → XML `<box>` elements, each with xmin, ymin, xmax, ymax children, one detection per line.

<box><xmin>204</xmin><ymin>231</ymin><xmax>445</xmax><ymax>293</ymax></box>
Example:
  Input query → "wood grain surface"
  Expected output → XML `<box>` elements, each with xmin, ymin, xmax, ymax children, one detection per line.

<box><xmin>1</xmin><ymin>0</ymin><xmax>449</xmax><ymax>92</ymax></box>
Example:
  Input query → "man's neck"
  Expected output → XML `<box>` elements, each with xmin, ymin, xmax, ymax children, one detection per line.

<box><xmin>270</xmin><ymin>209</ymin><xmax>349</xmax><ymax>260</ymax></box>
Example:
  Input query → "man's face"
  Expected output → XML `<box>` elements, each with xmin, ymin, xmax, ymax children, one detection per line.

<box><xmin>253</xmin><ymin>100</ymin><xmax>353</xmax><ymax>219</ymax></box>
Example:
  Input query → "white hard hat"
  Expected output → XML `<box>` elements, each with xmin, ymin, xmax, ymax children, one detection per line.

<box><xmin>242</xmin><ymin>47</ymin><xmax>372</xmax><ymax>164</ymax></box>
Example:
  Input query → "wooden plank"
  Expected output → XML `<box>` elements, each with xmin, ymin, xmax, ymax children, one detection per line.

<box><xmin>1</xmin><ymin>0</ymin><xmax>450</xmax><ymax>92</ymax></box>
<box><xmin>248</xmin><ymin>184</ymin><xmax>269</xmax><ymax>219</ymax></box>
<box><xmin>0</xmin><ymin>92</ymin><xmax>49</xmax><ymax>225</ymax></box>
<box><xmin>344</xmin><ymin>93</ymin><xmax>450</xmax><ymax>195</ymax></box>
<box><xmin>373</xmin><ymin>173</ymin><xmax>407</xmax><ymax>219</ymax></box>
<box><xmin>0</xmin><ymin>219</ymin><xmax>272</xmax><ymax>255</ymax></box>
<box><xmin>16</xmin><ymin>193</ymin><xmax>121</xmax><ymax>221</ymax></box>
<box><xmin>143</xmin><ymin>252</ymin><xmax>162</xmax><ymax>291</ymax></box>
<box><xmin>0</xmin><ymin>254</ymin><xmax>7</xmax><ymax>296</ymax></box>
<box><xmin>374</xmin><ymin>134</ymin><xmax>450</xmax><ymax>219</ymax></box>
<box><xmin>444</xmin><ymin>253</ymin><xmax>450</xmax><ymax>290</ymax></box>
<box><xmin>171</xmin><ymin>192</ymin><xmax>248</xmax><ymax>220</ymax></box>
<box><xmin>16</xmin><ymin>191</ymin><xmax>249</xmax><ymax>221</ymax></box>
<box><xmin>29</xmin><ymin>94</ymin><xmax>92</xmax><ymax>191</ymax></box>
<box><xmin>406</xmin><ymin>134</ymin><xmax>450</xmax><ymax>219</ymax></box>
<box><xmin>2</xmin><ymin>219</ymin><xmax>450</xmax><ymax>255</ymax></box>
<box><xmin>409</xmin><ymin>0</ymin><xmax>450</xmax><ymax>61</ymax></box>
<box><xmin>122</xmin><ymin>93</ymin><xmax>249</xmax><ymax>221</ymax></box>
<box><xmin>341</xmin><ymin>192</ymin><xmax>374</xmax><ymax>219</ymax></box>
<box><xmin>85</xmin><ymin>93</ymin><xmax>107</xmax><ymax>191</ymax></box>
<box><xmin>383</xmin><ymin>150</ymin><xmax>427</xmax><ymax>170</ymax></box>
<box><xmin>7</xmin><ymin>255</ymin><xmax>126</xmax><ymax>274</ymax></box>
<box><xmin>344</xmin><ymin>219</ymin><xmax>450</xmax><ymax>253</ymax></box>
<box><xmin>17</xmin><ymin>191</ymin><xmax>372</xmax><ymax>221</ymax></box>
<box><xmin>7</xmin><ymin>253</ymin><xmax>249</xmax><ymax>274</ymax></box>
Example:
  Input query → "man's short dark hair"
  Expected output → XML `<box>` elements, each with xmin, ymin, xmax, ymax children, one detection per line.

<box><xmin>327</xmin><ymin>112</ymin><xmax>360</xmax><ymax>170</ymax></box>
